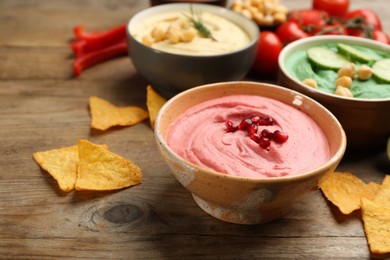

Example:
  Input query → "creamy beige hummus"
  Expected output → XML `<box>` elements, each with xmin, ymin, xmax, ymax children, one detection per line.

<box><xmin>132</xmin><ymin>11</ymin><xmax>251</xmax><ymax>55</ymax></box>
<box><xmin>167</xmin><ymin>95</ymin><xmax>330</xmax><ymax>178</ymax></box>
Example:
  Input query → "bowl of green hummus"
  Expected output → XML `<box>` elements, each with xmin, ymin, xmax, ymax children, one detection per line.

<box><xmin>278</xmin><ymin>35</ymin><xmax>390</xmax><ymax>150</ymax></box>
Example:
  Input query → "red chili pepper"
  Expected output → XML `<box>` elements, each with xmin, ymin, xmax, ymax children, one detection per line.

<box><xmin>73</xmin><ymin>39</ymin><xmax>128</xmax><ymax>77</ymax></box>
<box><xmin>71</xmin><ymin>24</ymin><xmax>129</xmax><ymax>76</ymax></box>
<box><xmin>73</xmin><ymin>24</ymin><xmax>127</xmax><ymax>51</ymax></box>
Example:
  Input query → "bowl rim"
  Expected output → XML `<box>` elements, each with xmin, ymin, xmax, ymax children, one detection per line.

<box><xmin>155</xmin><ymin>81</ymin><xmax>347</xmax><ymax>184</ymax></box>
<box><xmin>278</xmin><ymin>35</ymin><xmax>390</xmax><ymax>103</ymax></box>
<box><xmin>127</xmin><ymin>2</ymin><xmax>259</xmax><ymax>57</ymax></box>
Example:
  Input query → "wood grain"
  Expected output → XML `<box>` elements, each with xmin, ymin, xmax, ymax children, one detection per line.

<box><xmin>0</xmin><ymin>0</ymin><xmax>389</xmax><ymax>259</ymax></box>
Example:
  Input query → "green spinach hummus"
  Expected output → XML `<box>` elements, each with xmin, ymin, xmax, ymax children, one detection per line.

<box><xmin>285</xmin><ymin>43</ymin><xmax>390</xmax><ymax>99</ymax></box>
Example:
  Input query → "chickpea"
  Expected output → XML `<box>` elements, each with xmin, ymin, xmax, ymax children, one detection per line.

<box><xmin>337</xmin><ymin>63</ymin><xmax>356</xmax><ymax>78</ymax></box>
<box><xmin>261</xmin><ymin>14</ymin><xmax>274</xmax><ymax>25</ymax></box>
<box><xmin>302</xmin><ymin>78</ymin><xmax>318</xmax><ymax>89</ymax></box>
<box><xmin>178</xmin><ymin>18</ymin><xmax>190</xmax><ymax>29</ymax></box>
<box><xmin>358</xmin><ymin>64</ymin><xmax>373</xmax><ymax>80</ymax></box>
<box><xmin>232</xmin><ymin>1</ymin><xmax>243</xmax><ymax>12</ymax></box>
<box><xmin>167</xmin><ymin>29</ymin><xmax>181</xmax><ymax>44</ymax></box>
<box><xmin>181</xmin><ymin>28</ymin><xmax>197</xmax><ymax>43</ymax></box>
<box><xmin>252</xmin><ymin>12</ymin><xmax>265</xmax><ymax>24</ymax></box>
<box><xmin>273</xmin><ymin>12</ymin><xmax>287</xmax><ymax>23</ymax></box>
<box><xmin>264</xmin><ymin>1</ymin><xmax>275</xmax><ymax>14</ymax></box>
<box><xmin>335</xmin><ymin>76</ymin><xmax>353</xmax><ymax>88</ymax></box>
<box><xmin>241</xmin><ymin>9</ymin><xmax>253</xmax><ymax>19</ymax></box>
<box><xmin>232</xmin><ymin>0</ymin><xmax>288</xmax><ymax>26</ymax></box>
<box><xmin>275</xmin><ymin>5</ymin><xmax>288</xmax><ymax>14</ymax></box>
<box><xmin>151</xmin><ymin>25</ymin><xmax>166</xmax><ymax>42</ymax></box>
<box><xmin>335</xmin><ymin>86</ymin><xmax>353</xmax><ymax>98</ymax></box>
<box><xmin>141</xmin><ymin>35</ymin><xmax>153</xmax><ymax>47</ymax></box>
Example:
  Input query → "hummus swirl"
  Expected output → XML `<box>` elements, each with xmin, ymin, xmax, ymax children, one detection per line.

<box><xmin>132</xmin><ymin>11</ymin><xmax>250</xmax><ymax>55</ymax></box>
<box><xmin>167</xmin><ymin>95</ymin><xmax>330</xmax><ymax>178</ymax></box>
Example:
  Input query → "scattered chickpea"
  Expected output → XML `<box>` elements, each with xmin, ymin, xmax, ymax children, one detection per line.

<box><xmin>338</xmin><ymin>63</ymin><xmax>356</xmax><ymax>78</ymax></box>
<box><xmin>302</xmin><ymin>78</ymin><xmax>318</xmax><ymax>89</ymax></box>
<box><xmin>357</xmin><ymin>64</ymin><xmax>373</xmax><ymax>80</ymax></box>
<box><xmin>335</xmin><ymin>86</ymin><xmax>353</xmax><ymax>98</ymax></box>
<box><xmin>335</xmin><ymin>76</ymin><xmax>353</xmax><ymax>89</ymax></box>
<box><xmin>231</xmin><ymin>0</ymin><xmax>288</xmax><ymax>26</ymax></box>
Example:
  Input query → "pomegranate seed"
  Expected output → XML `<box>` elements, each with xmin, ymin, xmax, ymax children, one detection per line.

<box><xmin>264</xmin><ymin>117</ymin><xmax>274</xmax><ymax>126</ymax></box>
<box><xmin>247</xmin><ymin>124</ymin><xmax>258</xmax><ymax>135</ymax></box>
<box><xmin>259</xmin><ymin>137</ymin><xmax>271</xmax><ymax>150</ymax></box>
<box><xmin>225</xmin><ymin>120</ymin><xmax>237</xmax><ymax>132</ymax></box>
<box><xmin>260</xmin><ymin>129</ymin><xmax>274</xmax><ymax>139</ymax></box>
<box><xmin>250</xmin><ymin>133</ymin><xmax>260</xmax><ymax>143</ymax></box>
<box><xmin>273</xmin><ymin>130</ymin><xmax>289</xmax><ymax>143</ymax></box>
<box><xmin>238</xmin><ymin>118</ymin><xmax>252</xmax><ymax>130</ymax></box>
<box><xmin>223</xmin><ymin>115</ymin><xmax>287</xmax><ymax>150</ymax></box>
<box><xmin>251</xmin><ymin>116</ymin><xmax>262</xmax><ymax>124</ymax></box>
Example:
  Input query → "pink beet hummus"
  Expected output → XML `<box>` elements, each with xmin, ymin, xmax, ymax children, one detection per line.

<box><xmin>167</xmin><ymin>95</ymin><xmax>330</xmax><ymax>178</ymax></box>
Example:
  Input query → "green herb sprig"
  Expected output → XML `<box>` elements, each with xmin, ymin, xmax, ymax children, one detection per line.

<box><xmin>184</xmin><ymin>5</ymin><xmax>216</xmax><ymax>41</ymax></box>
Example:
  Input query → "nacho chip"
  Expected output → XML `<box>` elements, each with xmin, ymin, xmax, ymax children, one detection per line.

<box><xmin>319</xmin><ymin>171</ymin><xmax>378</xmax><ymax>214</ymax></box>
<box><xmin>366</xmin><ymin>182</ymin><xmax>382</xmax><ymax>199</ymax></box>
<box><xmin>373</xmin><ymin>175</ymin><xmax>390</xmax><ymax>206</ymax></box>
<box><xmin>33</xmin><ymin>145</ymin><xmax>78</xmax><ymax>192</ymax></box>
<box><xmin>361</xmin><ymin>198</ymin><xmax>390</xmax><ymax>254</ymax></box>
<box><xmin>146</xmin><ymin>85</ymin><xmax>166</xmax><ymax>129</ymax></box>
<box><xmin>89</xmin><ymin>96</ymin><xmax>148</xmax><ymax>131</ymax></box>
<box><xmin>75</xmin><ymin>139</ymin><xmax>142</xmax><ymax>191</ymax></box>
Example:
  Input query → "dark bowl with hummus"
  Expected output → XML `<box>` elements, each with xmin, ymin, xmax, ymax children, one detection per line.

<box><xmin>127</xmin><ymin>3</ymin><xmax>259</xmax><ymax>98</ymax></box>
<box><xmin>278</xmin><ymin>35</ymin><xmax>390</xmax><ymax>150</ymax></box>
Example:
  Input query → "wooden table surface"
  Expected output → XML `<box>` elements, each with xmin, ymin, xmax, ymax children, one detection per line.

<box><xmin>1</xmin><ymin>0</ymin><xmax>389</xmax><ymax>259</ymax></box>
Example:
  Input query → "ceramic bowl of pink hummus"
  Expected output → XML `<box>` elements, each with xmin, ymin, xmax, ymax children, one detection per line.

<box><xmin>155</xmin><ymin>81</ymin><xmax>346</xmax><ymax>224</ymax></box>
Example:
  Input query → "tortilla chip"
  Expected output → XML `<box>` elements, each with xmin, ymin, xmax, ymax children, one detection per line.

<box><xmin>33</xmin><ymin>145</ymin><xmax>78</xmax><ymax>192</ymax></box>
<box><xmin>365</xmin><ymin>181</ymin><xmax>382</xmax><ymax>200</ymax></box>
<box><xmin>146</xmin><ymin>85</ymin><xmax>166</xmax><ymax>129</ymax></box>
<box><xmin>372</xmin><ymin>175</ymin><xmax>390</xmax><ymax>206</ymax></box>
<box><xmin>89</xmin><ymin>96</ymin><xmax>148</xmax><ymax>131</ymax></box>
<box><xmin>361</xmin><ymin>198</ymin><xmax>390</xmax><ymax>254</ymax></box>
<box><xmin>319</xmin><ymin>171</ymin><xmax>378</xmax><ymax>214</ymax></box>
<box><xmin>75</xmin><ymin>139</ymin><xmax>142</xmax><ymax>191</ymax></box>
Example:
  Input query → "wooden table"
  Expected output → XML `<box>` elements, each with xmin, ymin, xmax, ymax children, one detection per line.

<box><xmin>1</xmin><ymin>0</ymin><xmax>389</xmax><ymax>259</ymax></box>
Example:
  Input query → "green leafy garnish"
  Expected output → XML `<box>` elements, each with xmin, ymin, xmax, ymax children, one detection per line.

<box><xmin>184</xmin><ymin>5</ymin><xmax>216</xmax><ymax>41</ymax></box>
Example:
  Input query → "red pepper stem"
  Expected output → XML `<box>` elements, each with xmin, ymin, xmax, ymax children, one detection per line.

<box><xmin>73</xmin><ymin>40</ymin><xmax>128</xmax><ymax>77</ymax></box>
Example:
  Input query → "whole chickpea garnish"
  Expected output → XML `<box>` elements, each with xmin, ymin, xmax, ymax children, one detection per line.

<box><xmin>357</xmin><ymin>65</ymin><xmax>373</xmax><ymax>80</ymax></box>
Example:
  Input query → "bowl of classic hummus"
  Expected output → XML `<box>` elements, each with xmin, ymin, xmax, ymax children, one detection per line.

<box><xmin>155</xmin><ymin>81</ymin><xmax>346</xmax><ymax>224</ymax></box>
<box><xmin>127</xmin><ymin>3</ymin><xmax>259</xmax><ymax>98</ymax></box>
<box><xmin>278</xmin><ymin>35</ymin><xmax>390</xmax><ymax>150</ymax></box>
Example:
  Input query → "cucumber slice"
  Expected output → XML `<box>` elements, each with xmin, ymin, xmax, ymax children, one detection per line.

<box><xmin>372</xmin><ymin>58</ymin><xmax>390</xmax><ymax>83</ymax></box>
<box><xmin>307</xmin><ymin>47</ymin><xmax>350</xmax><ymax>70</ymax></box>
<box><xmin>337</xmin><ymin>43</ymin><xmax>376</xmax><ymax>63</ymax></box>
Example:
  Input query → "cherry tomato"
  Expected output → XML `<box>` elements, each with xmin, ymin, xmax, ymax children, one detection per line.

<box><xmin>289</xmin><ymin>9</ymin><xmax>329</xmax><ymax>27</ymax></box>
<box><xmin>312</xmin><ymin>0</ymin><xmax>350</xmax><ymax>17</ymax></box>
<box><xmin>275</xmin><ymin>21</ymin><xmax>309</xmax><ymax>45</ymax></box>
<box><xmin>251</xmin><ymin>31</ymin><xmax>283</xmax><ymax>76</ymax></box>
<box><xmin>310</xmin><ymin>21</ymin><xmax>347</xmax><ymax>36</ymax></box>
<box><xmin>372</xmin><ymin>30</ymin><xmax>389</xmax><ymax>44</ymax></box>
<box><xmin>344</xmin><ymin>9</ymin><xmax>382</xmax><ymax>31</ymax></box>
